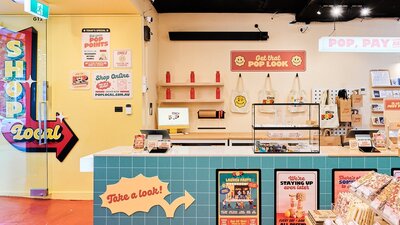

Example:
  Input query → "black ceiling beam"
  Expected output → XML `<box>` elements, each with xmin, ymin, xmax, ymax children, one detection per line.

<box><xmin>169</xmin><ymin>31</ymin><xmax>269</xmax><ymax>41</ymax></box>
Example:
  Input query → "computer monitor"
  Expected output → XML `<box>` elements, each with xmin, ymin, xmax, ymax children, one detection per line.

<box><xmin>157</xmin><ymin>107</ymin><xmax>189</xmax><ymax>134</ymax></box>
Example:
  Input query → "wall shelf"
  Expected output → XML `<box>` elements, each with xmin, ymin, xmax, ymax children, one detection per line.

<box><xmin>372</xmin><ymin>86</ymin><xmax>400</xmax><ymax>88</ymax></box>
<box><xmin>159</xmin><ymin>99</ymin><xmax>224</xmax><ymax>103</ymax></box>
<box><xmin>158</xmin><ymin>82</ymin><xmax>224</xmax><ymax>87</ymax></box>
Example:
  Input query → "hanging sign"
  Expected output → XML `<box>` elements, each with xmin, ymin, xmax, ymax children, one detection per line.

<box><xmin>384</xmin><ymin>99</ymin><xmax>400</xmax><ymax>111</ymax></box>
<box><xmin>82</xmin><ymin>28</ymin><xmax>110</xmax><ymax>68</ymax></box>
<box><xmin>231</xmin><ymin>51</ymin><xmax>306</xmax><ymax>72</ymax></box>
<box><xmin>100</xmin><ymin>174</ymin><xmax>195</xmax><ymax>217</ymax></box>
<box><xmin>332</xmin><ymin>169</ymin><xmax>376</xmax><ymax>204</ymax></box>
<box><xmin>275</xmin><ymin>169</ymin><xmax>319</xmax><ymax>225</ymax></box>
<box><xmin>393</xmin><ymin>169</ymin><xmax>400</xmax><ymax>180</ymax></box>
<box><xmin>319</xmin><ymin>37</ymin><xmax>400</xmax><ymax>53</ymax></box>
<box><xmin>0</xmin><ymin>27</ymin><xmax>78</xmax><ymax>162</ymax></box>
<box><xmin>93</xmin><ymin>71</ymin><xmax>132</xmax><ymax>99</ymax></box>
<box><xmin>217</xmin><ymin>169</ymin><xmax>261</xmax><ymax>225</ymax></box>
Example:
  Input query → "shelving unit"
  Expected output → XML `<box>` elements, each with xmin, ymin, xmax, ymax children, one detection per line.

<box><xmin>370</xmin><ymin>82</ymin><xmax>400</xmax><ymax>128</ymax></box>
<box><xmin>158</xmin><ymin>82</ymin><xmax>224</xmax><ymax>87</ymax></box>
<box><xmin>159</xmin><ymin>99</ymin><xmax>224</xmax><ymax>103</ymax></box>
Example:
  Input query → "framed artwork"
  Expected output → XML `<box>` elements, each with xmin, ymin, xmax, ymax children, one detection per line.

<box><xmin>370</xmin><ymin>70</ymin><xmax>391</xmax><ymax>86</ymax></box>
<box><xmin>275</xmin><ymin>169</ymin><xmax>319</xmax><ymax>225</ymax></box>
<box><xmin>217</xmin><ymin>169</ymin><xmax>261</xmax><ymax>225</ymax></box>
<box><xmin>332</xmin><ymin>169</ymin><xmax>377</xmax><ymax>204</ymax></box>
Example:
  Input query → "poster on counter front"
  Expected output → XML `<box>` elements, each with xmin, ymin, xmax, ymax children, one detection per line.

<box><xmin>82</xmin><ymin>28</ymin><xmax>110</xmax><ymax>68</ymax></box>
<box><xmin>93</xmin><ymin>71</ymin><xmax>132</xmax><ymax>99</ymax></box>
<box><xmin>275</xmin><ymin>169</ymin><xmax>319</xmax><ymax>225</ymax></box>
<box><xmin>217</xmin><ymin>169</ymin><xmax>261</xmax><ymax>225</ymax></box>
<box><xmin>332</xmin><ymin>169</ymin><xmax>376</xmax><ymax>204</ymax></box>
<box><xmin>71</xmin><ymin>71</ymin><xmax>90</xmax><ymax>89</ymax></box>
<box><xmin>113</xmin><ymin>49</ymin><xmax>132</xmax><ymax>68</ymax></box>
<box><xmin>393</xmin><ymin>168</ymin><xmax>400</xmax><ymax>180</ymax></box>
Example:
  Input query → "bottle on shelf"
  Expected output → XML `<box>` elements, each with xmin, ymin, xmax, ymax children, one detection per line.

<box><xmin>166</xmin><ymin>88</ymin><xmax>171</xmax><ymax>99</ymax></box>
<box><xmin>166</xmin><ymin>71</ymin><xmax>171</xmax><ymax>83</ymax></box>
<box><xmin>190</xmin><ymin>88</ymin><xmax>195</xmax><ymax>99</ymax></box>
<box><xmin>216</xmin><ymin>71</ymin><xmax>221</xmax><ymax>83</ymax></box>
<box><xmin>216</xmin><ymin>87</ymin><xmax>221</xmax><ymax>99</ymax></box>
<box><xmin>190</xmin><ymin>71</ymin><xmax>195</xmax><ymax>83</ymax></box>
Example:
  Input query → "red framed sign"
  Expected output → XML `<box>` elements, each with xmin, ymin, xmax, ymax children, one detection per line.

<box><xmin>231</xmin><ymin>50</ymin><xmax>306</xmax><ymax>72</ymax></box>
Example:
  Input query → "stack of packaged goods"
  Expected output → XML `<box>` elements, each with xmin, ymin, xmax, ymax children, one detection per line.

<box><xmin>307</xmin><ymin>210</ymin><xmax>337</xmax><ymax>225</ymax></box>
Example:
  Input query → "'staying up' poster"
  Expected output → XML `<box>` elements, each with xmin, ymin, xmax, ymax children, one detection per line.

<box><xmin>275</xmin><ymin>169</ymin><xmax>319</xmax><ymax>225</ymax></box>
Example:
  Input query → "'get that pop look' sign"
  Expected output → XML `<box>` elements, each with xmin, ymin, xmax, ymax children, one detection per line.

<box><xmin>231</xmin><ymin>51</ymin><xmax>306</xmax><ymax>72</ymax></box>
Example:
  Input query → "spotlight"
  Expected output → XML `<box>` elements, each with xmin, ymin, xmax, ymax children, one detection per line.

<box><xmin>317</xmin><ymin>10</ymin><xmax>321</xmax><ymax>15</ymax></box>
<box><xmin>360</xmin><ymin>7</ymin><xmax>371</xmax><ymax>17</ymax></box>
<box><xmin>331</xmin><ymin>6</ymin><xmax>343</xmax><ymax>17</ymax></box>
<box><xmin>144</xmin><ymin>16</ymin><xmax>153</xmax><ymax>23</ymax></box>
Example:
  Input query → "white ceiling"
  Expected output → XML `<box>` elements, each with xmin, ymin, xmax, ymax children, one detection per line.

<box><xmin>0</xmin><ymin>0</ymin><xmax>139</xmax><ymax>15</ymax></box>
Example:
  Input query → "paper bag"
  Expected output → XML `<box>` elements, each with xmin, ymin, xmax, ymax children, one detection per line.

<box><xmin>351</xmin><ymin>94</ymin><xmax>363</xmax><ymax>108</ymax></box>
<box><xmin>337</xmin><ymin>98</ymin><xmax>352</xmax><ymax>122</ymax></box>
<box><xmin>320</xmin><ymin>129</ymin><xmax>342</xmax><ymax>146</ymax></box>
<box><xmin>351</xmin><ymin>114</ymin><xmax>362</xmax><ymax>127</ymax></box>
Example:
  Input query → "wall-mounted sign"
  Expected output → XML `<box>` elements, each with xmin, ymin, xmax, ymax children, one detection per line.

<box><xmin>0</xmin><ymin>27</ymin><xmax>78</xmax><ymax>162</ymax></box>
<box><xmin>92</xmin><ymin>71</ymin><xmax>132</xmax><ymax>99</ymax></box>
<box><xmin>71</xmin><ymin>71</ymin><xmax>90</xmax><ymax>90</ymax></box>
<box><xmin>319</xmin><ymin>37</ymin><xmax>400</xmax><ymax>53</ymax></box>
<box><xmin>217</xmin><ymin>169</ymin><xmax>261</xmax><ymax>225</ymax></box>
<box><xmin>393</xmin><ymin>168</ymin><xmax>400</xmax><ymax>180</ymax></box>
<box><xmin>82</xmin><ymin>28</ymin><xmax>110</xmax><ymax>68</ymax></box>
<box><xmin>332</xmin><ymin>169</ymin><xmax>376</xmax><ymax>204</ymax></box>
<box><xmin>113</xmin><ymin>49</ymin><xmax>132</xmax><ymax>68</ymax></box>
<box><xmin>100</xmin><ymin>174</ymin><xmax>195</xmax><ymax>217</ymax></box>
<box><xmin>385</xmin><ymin>99</ymin><xmax>400</xmax><ymax>111</ymax></box>
<box><xmin>231</xmin><ymin>51</ymin><xmax>306</xmax><ymax>72</ymax></box>
<box><xmin>275</xmin><ymin>169</ymin><xmax>319</xmax><ymax>225</ymax></box>
<box><xmin>24</xmin><ymin>0</ymin><xmax>49</xmax><ymax>19</ymax></box>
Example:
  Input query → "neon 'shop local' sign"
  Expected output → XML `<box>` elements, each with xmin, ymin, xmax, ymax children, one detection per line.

<box><xmin>0</xmin><ymin>27</ymin><xmax>78</xmax><ymax>162</ymax></box>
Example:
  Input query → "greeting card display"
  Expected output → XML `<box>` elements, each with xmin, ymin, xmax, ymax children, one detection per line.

<box><xmin>217</xmin><ymin>169</ymin><xmax>261</xmax><ymax>225</ymax></box>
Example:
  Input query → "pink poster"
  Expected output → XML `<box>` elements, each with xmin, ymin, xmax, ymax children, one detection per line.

<box><xmin>393</xmin><ymin>169</ymin><xmax>400</xmax><ymax>180</ymax></box>
<box><xmin>275</xmin><ymin>170</ymin><xmax>319</xmax><ymax>225</ymax></box>
<box><xmin>332</xmin><ymin>169</ymin><xmax>375</xmax><ymax>204</ymax></box>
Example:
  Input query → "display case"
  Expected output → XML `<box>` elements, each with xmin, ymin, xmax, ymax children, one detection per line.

<box><xmin>252</xmin><ymin>103</ymin><xmax>320</xmax><ymax>153</ymax></box>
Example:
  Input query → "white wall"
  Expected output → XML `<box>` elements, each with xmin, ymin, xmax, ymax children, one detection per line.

<box><xmin>158</xmin><ymin>13</ymin><xmax>400</xmax><ymax>132</ymax></box>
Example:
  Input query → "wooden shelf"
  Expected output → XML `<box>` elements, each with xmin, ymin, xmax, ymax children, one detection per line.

<box><xmin>158</xmin><ymin>82</ymin><xmax>224</xmax><ymax>87</ymax></box>
<box><xmin>372</xmin><ymin>86</ymin><xmax>400</xmax><ymax>88</ymax></box>
<box><xmin>371</xmin><ymin>98</ymin><xmax>384</xmax><ymax>100</ymax></box>
<box><xmin>159</xmin><ymin>99</ymin><xmax>224</xmax><ymax>103</ymax></box>
<box><xmin>371</xmin><ymin>111</ymin><xmax>384</xmax><ymax>113</ymax></box>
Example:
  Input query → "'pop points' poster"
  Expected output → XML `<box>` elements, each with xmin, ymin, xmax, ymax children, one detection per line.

<box><xmin>275</xmin><ymin>169</ymin><xmax>319</xmax><ymax>225</ymax></box>
<box><xmin>217</xmin><ymin>169</ymin><xmax>261</xmax><ymax>225</ymax></box>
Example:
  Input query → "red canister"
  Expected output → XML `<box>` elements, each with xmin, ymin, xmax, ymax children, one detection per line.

<box><xmin>190</xmin><ymin>71</ymin><xmax>195</xmax><ymax>83</ymax></box>
<box><xmin>190</xmin><ymin>88</ymin><xmax>195</xmax><ymax>99</ymax></box>
<box><xmin>216</xmin><ymin>71</ymin><xmax>220</xmax><ymax>82</ymax></box>
<box><xmin>166</xmin><ymin>88</ymin><xmax>171</xmax><ymax>99</ymax></box>
<box><xmin>166</xmin><ymin>71</ymin><xmax>171</xmax><ymax>83</ymax></box>
<box><xmin>216</xmin><ymin>87</ymin><xmax>221</xmax><ymax>99</ymax></box>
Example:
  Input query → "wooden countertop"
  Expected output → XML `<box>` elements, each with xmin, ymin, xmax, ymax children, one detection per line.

<box><xmin>170</xmin><ymin>132</ymin><xmax>308</xmax><ymax>140</ymax></box>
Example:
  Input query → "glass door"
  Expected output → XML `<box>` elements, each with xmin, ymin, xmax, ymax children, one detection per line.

<box><xmin>0</xmin><ymin>16</ymin><xmax>48</xmax><ymax>197</ymax></box>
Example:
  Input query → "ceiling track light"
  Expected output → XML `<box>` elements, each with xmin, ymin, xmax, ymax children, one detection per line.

<box><xmin>360</xmin><ymin>7</ymin><xmax>371</xmax><ymax>17</ymax></box>
<box><xmin>331</xmin><ymin>5</ymin><xmax>343</xmax><ymax>17</ymax></box>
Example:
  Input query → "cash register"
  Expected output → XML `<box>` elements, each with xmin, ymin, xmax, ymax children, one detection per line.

<box><xmin>140</xmin><ymin>129</ymin><xmax>171</xmax><ymax>153</ymax></box>
<box><xmin>346</xmin><ymin>129</ymin><xmax>380</xmax><ymax>153</ymax></box>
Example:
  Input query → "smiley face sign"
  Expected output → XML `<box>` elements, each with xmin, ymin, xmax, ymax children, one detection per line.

<box><xmin>234</xmin><ymin>56</ymin><xmax>246</xmax><ymax>67</ymax></box>
<box><xmin>291</xmin><ymin>55</ymin><xmax>302</xmax><ymax>67</ymax></box>
<box><xmin>234</xmin><ymin>95</ymin><xmax>247</xmax><ymax>108</ymax></box>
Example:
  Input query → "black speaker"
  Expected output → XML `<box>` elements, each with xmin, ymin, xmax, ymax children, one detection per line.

<box><xmin>144</xmin><ymin>26</ymin><xmax>151</xmax><ymax>42</ymax></box>
<box><xmin>169</xmin><ymin>31</ymin><xmax>269</xmax><ymax>41</ymax></box>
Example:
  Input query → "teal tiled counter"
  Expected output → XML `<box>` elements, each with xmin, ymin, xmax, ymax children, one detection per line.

<box><xmin>93</xmin><ymin>146</ymin><xmax>400</xmax><ymax>225</ymax></box>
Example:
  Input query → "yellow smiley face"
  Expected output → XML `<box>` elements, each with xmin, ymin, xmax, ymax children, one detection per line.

<box><xmin>234</xmin><ymin>95</ymin><xmax>247</xmax><ymax>108</ymax></box>
<box><xmin>234</xmin><ymin>56</ymin><xmax>246</xmax><ymax>67</ymax></box>
<box><xmin>291</xmin><ymin>55</ymin><xmax>302</xmax><ymax>66</ymax></box>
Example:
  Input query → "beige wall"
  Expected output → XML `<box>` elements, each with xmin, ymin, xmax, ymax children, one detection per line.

<box><xmin>158</xmin><ymin>13</ymin><xmax>400</xmax><ymax>132</ymax></box>
<box><xmin>47</xmin><ymin>15</ymin><xmax>143</xmax><ymax>199</ymax></box>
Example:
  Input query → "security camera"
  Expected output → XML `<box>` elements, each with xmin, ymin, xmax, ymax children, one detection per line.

<box><xmin>144</xmin><ymin>16</ymin><xmax>153</xmax><ymax>23</ymax></box>
<box><xmin>300</xmin><ymin>26</ymin><xmax>309</xmax><ymax>33</ymax></box>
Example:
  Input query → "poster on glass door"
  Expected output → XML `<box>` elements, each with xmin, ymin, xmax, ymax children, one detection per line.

<box><xmin>217</xmin><ymin>169</ymin><xmax>261</xmax><ymax>225</ymax></box>
<box><xmin>92</xmin><ymin>71</ymin><xmax>132</xmax><ymax>99</ymax></box>
<box><xmin>82</xmin><ymin>28</ymin><xmax>110</xmax><ymax>68</ymax></box>
<box><xmin>275</xmin><ymin>169</ymin><xmax>319</xmax><ymax>225</ymax></box>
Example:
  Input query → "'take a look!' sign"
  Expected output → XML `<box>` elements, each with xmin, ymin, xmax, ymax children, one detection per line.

<box><xmin>231</xmin><ymin>50</ymin><xmax>306</xmax><ymax>72</ymax></box>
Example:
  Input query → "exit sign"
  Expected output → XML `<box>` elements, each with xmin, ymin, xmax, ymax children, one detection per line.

<box><xmin>24</xmin><ymin>0</ymin><xmax>49</xmax><ymax>19</ymax></box>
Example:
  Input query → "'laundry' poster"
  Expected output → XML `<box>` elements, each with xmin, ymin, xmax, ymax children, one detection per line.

<box><xmin>93</xmin><ymin>71</ymin><xmax>132</xmax><ymax>99</ymax></box>
<box><xmin>82</xmin><ymin>28</ymin><xmax>110</xmax><ymax>68</ymax></box>
<box><xmin>217</xmin><ymin>169</ymin><xmax>261</xmax><ymax>225</ymax></box>
<box><xmin>275</xmin><ymin>169</ymin><xmax>319</xmax><ymax>225</ymax></box>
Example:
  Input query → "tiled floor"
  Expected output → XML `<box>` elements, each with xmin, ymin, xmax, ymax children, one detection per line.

<box><xmin>0</xmin><ymin>197</ymin><xmax>92</xmax><ymax>225</ymax></box>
